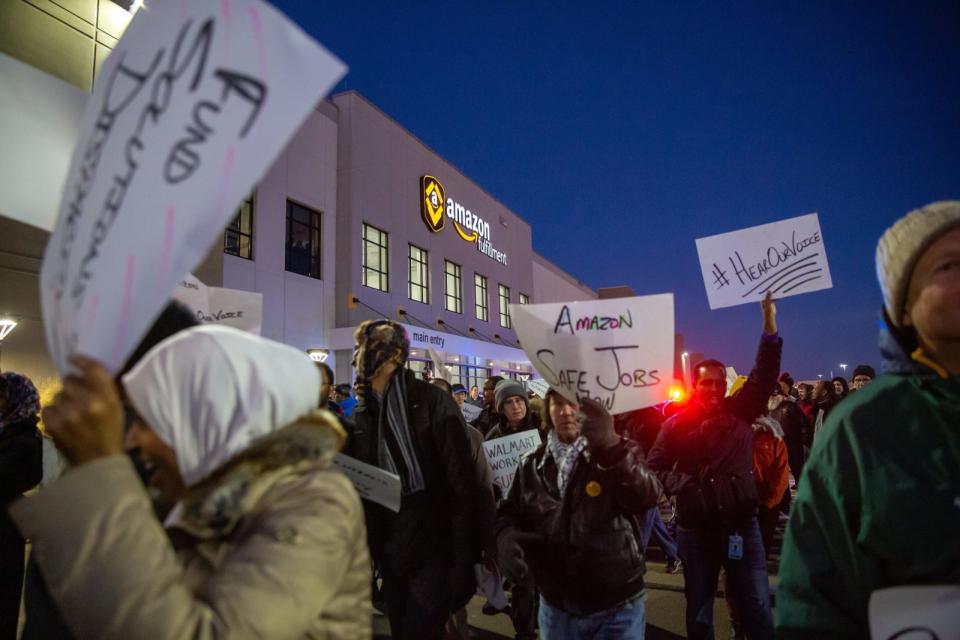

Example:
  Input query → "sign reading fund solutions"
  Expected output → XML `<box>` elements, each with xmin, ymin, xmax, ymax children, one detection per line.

<box><xmin>420</xmin><ymin>175</ymin><xmax>508</xmax><ymax>265</ymax></box>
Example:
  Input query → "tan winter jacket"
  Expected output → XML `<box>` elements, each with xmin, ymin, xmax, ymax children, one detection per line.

<box><xmin>11</xmin><ymin>422</ymin><xmax>372</xmax><ymax>639</ymax></box>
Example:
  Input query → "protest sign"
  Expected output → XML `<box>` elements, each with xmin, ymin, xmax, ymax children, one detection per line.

<box><xmin>461</xmin><ymin>401</ymin><xmax>482</xmax><ymax>423</ymax></box>
<box><xmin>525</xmin><ymin>378</ymin><xmax>551</xmax><ymax>398</ymax></box>
<box><xmin>510</xmin><ymin>295</ymin><xmax>674</xmax><ymax>415</ymax></box>
<box><xmin>39</xmin><ymin>0</ymin><xmax>346</xmax><ymax>374</ymax></box>
<box><xmin>483</xmin><ymin>430</ymin><xmax>542</xmax><ymax>497</ymax></box>
<box><xmin>869</xmin><ymin>585</ymin><xmax>960</xmax><ymax>640</ymax></box>
<box><xmin>333</xmin><ymin>454</ymin><xmax>401</xmax><ymax>513</ymax></box>
<box><xmin>695</xmin><ymin>213</ymin><xmax>832</xmax><ymax>310</ymax></box>
<box><xmin>174</xmin><ymin>274</ymin><xmax>263</xmax><ymax>334</ymax></box>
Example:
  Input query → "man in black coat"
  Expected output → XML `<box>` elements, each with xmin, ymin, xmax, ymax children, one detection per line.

<box><xmin>346</xmin><ymin>320</ymin><xmax>495</xmax><ymax>640</ymax></box>
<box><xmin>648</xmin><ymin>293</ymin><xmax>781</xmax><ymax>640</ymax></box>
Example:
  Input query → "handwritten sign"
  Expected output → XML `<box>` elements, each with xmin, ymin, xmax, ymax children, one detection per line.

<box><xmin>525</xmin><ymin>378</ymin><xmax>551</xmax><ymax>398</ymax></box>
<box><xmin>39</xmin><ymin>0</ymin><xmax>346</xmax><ymax>373</ymax></box>
<box><xmin>869</xmin><ymin>586</ymin><xmax>960</xmax><ymax>640</ymax></box>
<box><xmin>460</xmin><ymin>401</ymin><xmax>482</xmax><ymax>423</ymax></box>
<box><xmin>173</xmin><ymin>274</ymin><xmax>263</xmax><ymax>334</ymax></box>
<box><xmin>695</xmin><ymin>213</ymin><xmax>833</xmax><ymax>310</ymax></box>
<box><xmin>510</xmin><ymin>295</ymin><xmax>674</xmax><ymax>415</ymax></box>
<box><xmin>483</xmin><ymin>430</ymin><xmax>542</xmax><ymax>497</ymax></box>
<box><xmin>332</xmin><ymin>454</ymin><xmax>401</xmax><ymax>513</ymax></box>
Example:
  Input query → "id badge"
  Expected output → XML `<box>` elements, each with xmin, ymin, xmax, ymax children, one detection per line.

<box><xmin>728</xmin><ymin>534</ymin><xmax>744</xmax><ymax>560</ymax></box>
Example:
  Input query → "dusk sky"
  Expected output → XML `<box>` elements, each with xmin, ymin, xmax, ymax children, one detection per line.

<box><xmin>274</xmin><ymin>1</ymin><xmax>959</xmax><ymax>380</ymax></box>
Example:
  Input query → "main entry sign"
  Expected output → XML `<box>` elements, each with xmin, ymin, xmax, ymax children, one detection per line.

<box><xmin>419</xmin><ymin>175</ymin><xmax>508</xmax><ymax>265</ymax></box>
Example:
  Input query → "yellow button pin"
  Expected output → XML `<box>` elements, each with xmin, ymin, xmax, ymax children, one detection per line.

<box><xmin>585</xmin><ymin>481</ymin><xmax>602</xmax><ymax>497</ymax></box>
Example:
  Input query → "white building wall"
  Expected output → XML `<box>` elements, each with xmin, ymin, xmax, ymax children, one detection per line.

<box><xmin>222</xmin><ymin>105</ymin><xmax>341</xmax><ymax>370</ymax></box>
<box><xmin>532</xmin><ymin>252</ymin><xmax>597</xmax><ymax>303</ymax></box>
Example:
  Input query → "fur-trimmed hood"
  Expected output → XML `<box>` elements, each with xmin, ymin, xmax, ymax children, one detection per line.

<box><xmin>169</xmin><ymin>413</ymin><xmax>345</xmax><ymax>537</ymax></box>
<box><xmin>752</xmin><ymin>415</ymin><xmax>784</xmax><ymax>439</ymax></box>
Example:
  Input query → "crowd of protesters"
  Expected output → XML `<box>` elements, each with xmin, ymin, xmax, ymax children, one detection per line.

<box><xmin>1</xmin><ymin>200</ymin><xmax>957</xmax><ymax>639</ymax></box>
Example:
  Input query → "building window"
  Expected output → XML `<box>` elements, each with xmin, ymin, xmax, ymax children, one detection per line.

<box><xmin>285</xmin><ymin>200</ymin><xmax>321</xmax><ymax>278</ymax></box>
<box><xmin>408</xmin><ymin>244</ymin><xmax>429</xmax><ymax>304</ymax></box>
<box><xmin>451</xmin><ymin>364</ymin><xmax>490</xmax><ymax>391</ymax></box>
<box><xmin>406</xmin><ymin>359</ymin><xmax>432</xmax><ymax>380</ymax></box>
<box><xmin>224</xmin><ymin>195</ymin><xmax>254</xmax><ymax>259</ymax></box>
<box><xmin>445</xmin><ymin>260</ymin><xmax>463</xmax><ymax>313</ymax></box>
<box><xmin>519</xmin><ymin>292</ymin><xmax>530</xmax><ymax>305</ymax></box>
<box><xmin>362</xmin><ymin>223</ymin><xmax>389</xmax><ymax>292</ymax></box>
<box><xmin>474</xmin><ymin>274</ymin><xmax>489</xmax><ymax>322</ymax></box>
<box><xmin>498</xmin><ymin>284</ymin><xmax>512</xmax><ymax>328</ymax></box>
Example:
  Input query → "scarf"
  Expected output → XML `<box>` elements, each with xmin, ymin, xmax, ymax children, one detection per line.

<box><xmin>547</xmin><ymin>429</ymin><xmax>588</xmax><ymax>496</ymax></box>
<box><xmin>122</xmin><ymin>325</ymin><xmax>321</xmax><ymax>486</ymax></box>
<box><xmin>376</xmin><ymin>371</ymin><xmax>425</xmax><ymax>496</ymax></box>
<box><xmin>0</xmin><ymin>372</ymin><xmax>40</xmax><ymax>431</ymax></box>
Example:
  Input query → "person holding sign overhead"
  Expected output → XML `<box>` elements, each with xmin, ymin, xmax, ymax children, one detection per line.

<box><xmin>494</xmin><ymin>388</ymin><xmax>661</xmax><ymax>639</ymax></box>
<box><xmin>647</xmin><ymin>291</ymin><xmax>781</xmax><ymax>640</ymax></box>
<box><xmin>9</xmin><ymin>325</ymin><xmax>372</xmax><ymax>638</ymax></box>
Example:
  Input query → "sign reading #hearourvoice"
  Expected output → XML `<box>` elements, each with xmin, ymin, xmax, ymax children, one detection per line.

<box><xmin>695</xmin><ymin>213</ymin><xmax>833</xmax><ymax>310</ymax></box>
<box><xmin>39</xmin><ymin>0</ymin><xmax>346</xmax><ymax>374</ymax></box>
<box><xmin>510</xmin><ymin>295</ymin><xmax>674</xmax><ymax>415</ymax></box>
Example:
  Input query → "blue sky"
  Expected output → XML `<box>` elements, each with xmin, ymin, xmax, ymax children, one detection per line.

<box><xmin>274</xmin><ymin>1</ymin><xmax>959</xmax><ymax>379</ymax></box>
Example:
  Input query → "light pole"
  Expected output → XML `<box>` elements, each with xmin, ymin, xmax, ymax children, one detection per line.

<box><xmin>839</xmin><ymin>363</ymin><xmax>848</xmax><ymax>377</ymax></box>
<box><xmin>0</xmin><ymin>318</ymin><xmax>17</xmax><ymax>371</ymax></box>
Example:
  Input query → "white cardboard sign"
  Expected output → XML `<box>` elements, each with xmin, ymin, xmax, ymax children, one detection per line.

<box><xmin>525</xmin><ymin>378</ymin><xmax>551</xmax><ymax>398</ymax></box>
<box><xmin>695</xmin><ymin>213</ymin><xmax>832</xmax><ymax>310</ymax></box>
<box><xmin>483</xmin><ymin>430</ymin><xmax>542</xmax><ymax>497</ymax></box>
<box><xmin>460</xmin><ymin>401</ymin><xmax>482</xmax><ymax>423</ymax></box>
<box><xmin>333</xmin><ymin>454</ymin><xmax>402</xmax><ymax>513</ymax></box>
<box><xmin>869</xmin><ymin>585</ymin><xmax>960</xmax><ymax>640</ymax></box>
<box><xmin>173</xmin><ymin>274</ymin><xmax>263</xmax><ymax>334</ymax></box>
<box><xmin>510</xmin><ymin>295</ymin><xmax>674</xmax><ymax>415</ymax></box>
<box><xmin>39</xmin><ymin>0</ymin><xmax>346</xmax><ymax>373</ymax></box>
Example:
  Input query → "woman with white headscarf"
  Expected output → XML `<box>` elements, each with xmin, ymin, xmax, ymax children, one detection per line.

<box><xmin>10</xmin><ymin>325</ymin><xmax>372</xmax><ymax>639</ymax></box>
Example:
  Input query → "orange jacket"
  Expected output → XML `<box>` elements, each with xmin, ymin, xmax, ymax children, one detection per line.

<box><xmin>752</xmin><ymin>417</ymin><xmax>790</xmax><ymax>509</ymax></box>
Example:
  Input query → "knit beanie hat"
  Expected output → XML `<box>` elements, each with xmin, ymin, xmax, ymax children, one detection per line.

<box><xmin>852</xmin><ymin>364</ymin><xmax>875</xmax><ymax>380</ymax></box>
<box><xmin>494</xmin><ymin>379</ymin><xmax>527</xmax><ymax>412</ymax></box>
<box><xmin>876</xmin><ymin>201</ymin><xmax>960</xmax><ymax>327</ymax></box>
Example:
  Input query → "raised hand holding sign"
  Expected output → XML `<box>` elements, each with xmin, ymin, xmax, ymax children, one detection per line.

<box><xmin>40</xmin><ymin>0</ymin><xmax>346</xmax><ymax>374</ymax></box>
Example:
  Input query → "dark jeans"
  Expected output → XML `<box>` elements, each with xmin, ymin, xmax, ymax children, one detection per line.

<box><xmin>640</xmin><ymin>506</ymin><xmax>678</xmax><ymax>562</ymax></box>
<box><xmin>676</xmin><ymin>517</ymin><xmax>773</xmax><ymax>640</ymax></box>
<box><xmin>381</xmin><ymin>562</ymin><xmax>453</xmax><ymax>640</ymax></box>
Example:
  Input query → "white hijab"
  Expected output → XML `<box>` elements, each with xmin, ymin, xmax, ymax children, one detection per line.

<box><xmin>121</xmin><ymin>325</ymin><xmax>320</xmax><ymax>487</ymax></box>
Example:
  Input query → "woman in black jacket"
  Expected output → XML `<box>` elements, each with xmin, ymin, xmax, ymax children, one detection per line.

<box><xmin>495</xmin><ymin>388</ymin><xmax>661</xmax><ymax>639</ymax></box>
<box><xmin>0</xmin><ymin>372</ymin><xmax>43</xmax><ymax>639</ymax></box>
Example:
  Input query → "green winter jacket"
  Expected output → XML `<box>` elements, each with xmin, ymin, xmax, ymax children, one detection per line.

<box><xmin>776</xmin><ymin>337</ymin><xmax>960</xmax><ymax>638</ymax></box>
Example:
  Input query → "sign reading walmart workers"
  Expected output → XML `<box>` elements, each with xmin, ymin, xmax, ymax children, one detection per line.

<box><xmin>483</xmin><ymin>430</ymin><xmax>542</xmax><ymax>496</ymax></box>
<box><xmin>695</xmin><ymin>213</ymin><xmax>833</xmax><ymax>310</ymax></box>
<box><xmin>333</xmin><ymin>454</ymin><xmax>401</xmax><ymax>513</ymax></box>
<box><xmin>420</xmin><ymin>175</ymin><xmax>508</xmax><ymax>265</ymax></box>
<box><xmin>510</xmin><ymin>295</ymin><xmax>674</xmax><ymax>415</ymax></box>
<box><xmin>173</xmin><ymin>274</ymin><xmax>263</xmax><ymax>334</ymax></box>
<box><xmin>39</xmin><ymin>0</ymin><xmax>346</xmax><ymax>373</ymax></box>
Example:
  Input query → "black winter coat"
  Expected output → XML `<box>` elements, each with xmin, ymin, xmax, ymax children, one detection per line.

<box><xmin>346</xmin><ymin>369</ymin><xmax>495</xmax><ymax>576</ymax></box>
<box><xmin>0</xmin><ymin>417</ymin><xmax>42</xmax><ymax>639</ymax></box>
<box><xmin>648</xmin><ymin>336</ymin><xmax>782</xmax><ymax>530</ymax></box>
<box><xmin>495</xmin><ymin>437</ymin><xmax>660</xmax><ymax>616</ymax></box>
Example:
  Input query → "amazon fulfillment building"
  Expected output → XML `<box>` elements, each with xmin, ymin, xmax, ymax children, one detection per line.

<box><xmin>0</xmin><ymin>1</ymin><xmax>596</xmax><ymax>389</ymax></box>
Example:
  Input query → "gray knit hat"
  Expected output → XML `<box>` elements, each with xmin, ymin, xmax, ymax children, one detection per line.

<box><xmin>876</xmin><ymin>201</ymin><xmax>960</xmax><ymax>327</ymax></box>
<box><xmin>494</xmin><ymin>379</ymin><xmax>527</xmax><ymax>412</ymax></box>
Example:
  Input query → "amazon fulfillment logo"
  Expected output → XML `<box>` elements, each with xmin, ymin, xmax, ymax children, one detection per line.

<box><xmin>421</xmin><ymin>175</ymin><xmax>446</xmax><ymax>233</ymax></box>
<box><xmin>418</xmin><ymin>175</ymin><xmax>507</xmax><ymax>265</ymax></box>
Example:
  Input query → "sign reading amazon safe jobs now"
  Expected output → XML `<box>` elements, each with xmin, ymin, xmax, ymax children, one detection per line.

<box><xmin>695</xmin><ymin>212</ymin><xmax>833</xmax><ymax>310</ymax></box>
<box><xmin>510</xmin><ymin>295</ymin><xmax>674</xmax><ymax>415</ymax></box>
